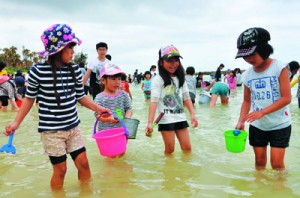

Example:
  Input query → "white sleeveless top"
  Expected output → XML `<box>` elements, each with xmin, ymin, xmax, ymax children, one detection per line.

<box><xmin>242</xmin><ymin>59</ymin><xmax>291</xmax><ymax>130</ymax></box>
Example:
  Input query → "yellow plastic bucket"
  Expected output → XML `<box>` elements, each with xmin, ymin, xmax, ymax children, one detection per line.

<box><xmin>224</xmin><ymin>130</ymin><xmax>248</xmax><ymax>153</ymax></box>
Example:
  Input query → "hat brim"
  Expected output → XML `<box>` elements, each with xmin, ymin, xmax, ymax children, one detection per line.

<box><xmin>235</xmin><ymin>46</ymin><xmax>257</xmax><ymax>59</ymax></box>
<box><xmin>162</xmin><ymin>54</ymin><xmax>183</xmax><ymax>60</ymax></box>
<box><xmin>38</xmin><ymin>38</ymin><xmax>82</xmax><ymax>57</ymax></box>
<box><xmin>100</xmin><ymin>71</ymin><xmax>126</xmax><ymax>79</ymax></box>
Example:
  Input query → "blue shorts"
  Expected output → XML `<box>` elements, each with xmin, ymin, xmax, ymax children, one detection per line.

<box><xmin>158</xmin><ymin>121</ymin><xmax>189</xmax><ymax>131</ymax></box>
<box><xmin>249</xmin><ymin>125</ymin><xmax>291</xmax><ymax>148</ymax></box>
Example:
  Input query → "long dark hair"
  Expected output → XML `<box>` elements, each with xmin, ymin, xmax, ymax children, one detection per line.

<box><xmin>47</xmin><ymin>43</ymin><xmax>77</xmax><ymax>107</ymax></box>
<box><xmin>157</xmin><ymin>58</ymin><xmax>185</xmax><ymax>88</ymax></box>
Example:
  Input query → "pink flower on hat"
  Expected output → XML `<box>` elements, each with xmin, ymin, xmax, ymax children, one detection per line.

<box><xmin>63</xmin><ymin>34</ymin><xmax>73</xmax><ymax>41</ymax></box>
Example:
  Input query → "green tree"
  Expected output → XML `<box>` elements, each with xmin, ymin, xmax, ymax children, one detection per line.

<box><xmin>74</xmin><ymin>51</ymin><xmax>88</xmax><ymax>65</ymax></box>
<box><xmin>0</xmin><ymin>46</ymin><xmax>21</xmax><ymax>66</ymax></box>
<box><xmin>22</xmin><ymin>46</ymin><xmax>33</xmax><ymax>67</ymax></box>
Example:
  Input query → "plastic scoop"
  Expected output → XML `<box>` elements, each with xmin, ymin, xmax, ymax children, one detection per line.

<box><xmin>233</xmin><ymin>129</ymin><xmax>241</xmax><ymax>136</ymax></box>
<box><xmin>146</xmin><ymin>112</ymin><xmax>165</xmax><ymax>137</ymax></box>
<box><xmin>115</xmin><ymin>108</ymin><xmax>124</xmax><ymax>120</ymax></box>
<box><xmin>0</xmin><ymin>133</ymin><xmax>16</xmax><ymax>154</ymax></box>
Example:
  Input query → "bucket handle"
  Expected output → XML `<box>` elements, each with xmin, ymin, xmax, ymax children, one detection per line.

<box><xmin>93</xmin><ymin>112</ymin><xmax>129</xmax><ymax>137</ymax></box>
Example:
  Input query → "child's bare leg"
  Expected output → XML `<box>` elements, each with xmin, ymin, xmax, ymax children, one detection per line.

<box><xmin>161</xmin><ymin>131</ymin><xmax>176</xmax><ymax>155</ymax></box>
<box><xmin>270</xmin><ymin>147</ymin><xmax>286</xmax><ymax>170</ymax></box>
<box><xmin>253</xmin><ymin>147</ymin><xmax>267</xmax><ymax>170</ymax></box>
<box><xmin>51</xmin><ymin>161</ymin><xmax>67</xmax><ymax>189</ymax></box>
<box><xmin>74</xmin><ymin>151</ymin><xmax>91</xmax><ymax>181</ymax></box>
<box><xmin>220</xmin><ymin>96</ymin><xmax>229</xmax><ymax>105</ymax></box>
<box><xmin>209</xmin><ymin>94</ymin><xmax>218</xmax><ymax>107</ymax></box>
<box><xmin>2</xmin><ymin>106</ymin><xmax>7</xmax><ymax>112</ymax></box>
<box><xmin>176</xmin><ymin>128</ymin><xmax>192</xmax><ymax>153</ymax></box>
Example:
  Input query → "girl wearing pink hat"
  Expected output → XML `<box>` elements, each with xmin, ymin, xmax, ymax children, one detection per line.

<box><xmin>145</xmin><ymin>45</ymin><xmax>198</xmax><ymax>155</ymax></box>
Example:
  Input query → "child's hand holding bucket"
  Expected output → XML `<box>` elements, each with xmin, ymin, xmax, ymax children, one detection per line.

<box><xmin>96</xmin><ymin>113</ymin><xmax>119</xmax><ymax>124</ymax></box>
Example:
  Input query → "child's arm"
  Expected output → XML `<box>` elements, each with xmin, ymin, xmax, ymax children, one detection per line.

<box><xmin>9</xmin><ymin>98</ymin><xmax>19</xmax><ymax>111</ymax></box>
<box><xmin>223</xmin><ymin>75</ymin><xmax>227</xmax><ymax>83</ymax></box>
<box><xmin>78</xmin><ymin>96</ymin><xmax>110</xmax><ymax>115</ymax></box>
<box><xmin>205</xmin><ymin>80</ymin><xmax>215</xmax><ymax>92</ymax></box>
<box><xmin>141</xmin><ymin>82</ymin><xmax>144</xmax><ymax>91</ymax></box>
<box><xmin>4</xmin><ymin>97</ymin><xmax>35</xmax><ymax>136</ymax></box>
<box><xmin>128</xmin><ymin>89</ymin><xmax>133</xmax><ymax>100</ymax></box>
<box><xmin>145</xmin><ymin>102</ymin><xmax>158</xmax><ymax>134</ymax></box>
<box><xmin>124</xmin><ymin>109</ymin><xmax>133</xmax><ymax>118</ymax></box>
<box><xmin>95</xmin><ymin>113</ymin><xmax>118</xmax><ymax>124</ymax></box>
<box><xmin>184</xmin><ymin>99</ymin><xmax>198</xmax><ymax>128</ymax></box>
<box><xmin>236</xmin><ymin>85</ymin><xmax>251</xmax><ymax>130</ymax></box>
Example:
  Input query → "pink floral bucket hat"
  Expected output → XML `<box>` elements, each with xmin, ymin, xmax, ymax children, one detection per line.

<box><xmin>39</xmin><ymin>24</ymin><xmax>82</xmax><ymax>57</ymax></box>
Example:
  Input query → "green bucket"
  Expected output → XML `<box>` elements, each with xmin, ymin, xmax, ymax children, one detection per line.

<box><xmin>224</xmin><ymin>130</ymin><xmax>248</xmax><ymax>153</ymax></box>
<box><xmin>123</xmin><ymin>118</ymin><xmax>140</xmax><ymax>139</ymax></box>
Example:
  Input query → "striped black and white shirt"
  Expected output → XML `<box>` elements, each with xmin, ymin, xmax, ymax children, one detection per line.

<box><xmin>26</xmin><ymin>63</ymin><xmax>85</xmax><ymax>132</ymax></box>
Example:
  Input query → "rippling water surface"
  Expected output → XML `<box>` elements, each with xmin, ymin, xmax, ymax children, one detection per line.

<box><xmin>0</xmin><ymin>81</ymin><xmax>300</xmax><ymax>197</ymax></box>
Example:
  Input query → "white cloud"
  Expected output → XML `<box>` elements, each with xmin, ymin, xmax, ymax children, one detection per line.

<box><xmin>0</xmin><ymin>0</ymin><xmax>299</xmax><ymax>74</ymax></box>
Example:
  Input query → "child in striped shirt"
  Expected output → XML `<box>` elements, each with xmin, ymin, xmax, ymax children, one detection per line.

<box><xmin>4</xmin><ymin>24</ymin><xmax>110</xmax><ymax>189</ymax></box>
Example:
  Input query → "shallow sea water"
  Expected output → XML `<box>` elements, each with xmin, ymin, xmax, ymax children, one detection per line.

<box><xmin>0</xmin><ymin>81</ymin><xmax>300</xmax><ymax>198</ymax></box>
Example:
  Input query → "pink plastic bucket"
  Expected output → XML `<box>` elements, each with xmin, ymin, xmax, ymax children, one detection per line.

<box><xmin>93</xmin><ymin>113</ymin><xmax>128</xmax><ymax>157</ymax></box>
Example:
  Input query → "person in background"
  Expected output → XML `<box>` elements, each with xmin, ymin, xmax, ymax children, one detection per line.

<box><xmin>234</xmin><ymin>68</ymin><xmax>243</xmax><ymax>86</ymax></box>
<box><xmin>0</xmin><ymin>60</ymin><xmax>7</xmax><ymax>76</ymax></box>
<box><xmin>210</xmin><ymin>72</ymin><xmax>215</xmax><ymax>81</ymax></box>
<box><xmin>0</xmin><ymin>75</ymin><xmax>19</xmax><ymax>111</ymax></box>
<box><xmin>15</xmin><ymin>70</ymin><xmax>26</xmax><ymax>98</ymax></box>
<box><xmin>185</xmin><ymin>66</ymin><xmax>197</xmax><ymax>104</ymax></box>
<box><xmin>206</xmin><ymin>80</ymin><xmax>230</xmax><ymax>107</ymax></box>
<box><xmin>127</xmin><ymin>74</ymin><xmax>133</xmax><ymax>83</ymax></box>
<box><xmin>215</xmin><ymin>63</ymin><xmax>225</xmax><ymax>82</ymax></box>
<box><xmin>287</xmin><ymin>61</ymin><xmax>299</xmax><ymax>81</ymax></box>
<box><xmin>235</xmin><ymin>27</ymin><xmax>291</xmax><ymax>171</ymax></box>
<box><xmin>150</xmin><ymin>65</ymin><xmax>157</xmax><ymax>78</ymax></box>
<box><xmin>105</xmin><ymin>54</ymin><xmax>112</xmax><ymax>61</ymax></box>
<box><xmin>133</xmin><ymin>69</ymin><xmax>138</xmax><ymax>84</ymax></box>
<box><xmin>79</xmin><ymin>62</ymin><xmax>90</xmax><ymax>96</ymax></box>
<box><xmin>227</xmin><ymin>70</ymin><xmax>237</xmax><ymax>96</ymax></box>
<box><xmin>223</xmin><ymin>69</ymin><xmax>231</xmax><ymax>83</ymax></box>
<box><xmin>136</xmin><ymin>72</ymin><xmax>144</xmax><ymax>84</ymax></box>
<box><xmin>120</xmin><ymin>74</ymin><xmax>132</xmax><ymax>100</ymax></box>
<box><xmin>295</xmin><ymin>76</ymin><xmax>300</xmax><ymax>108</ymax></box>
<box><xmin>141</xmin><ymin>71</ymin><xmax>152</xmax><ymax>102</ymax></box>
<box><xmin>196</xmin><ymin>72</ymin><xmax>203</xmax><ymax>88</ymax></box>
<box><xmin>145</xmin><ymin>45</ymin><xmax>198</xmax><ymax>155</ymax></box>
<box><xmin>291</xmin><ymin>61</ymin><xmax>300</xmax><ymax>108</ymax></box>
<box><xmin>83</xmin><ymin>42</ymin><xmax>110</xmax><ymax>99</ymax></box>
<box><xmin>4</xmin><ymin>24</ymin><xmax>110</xmax><ymax>189</ymax></box>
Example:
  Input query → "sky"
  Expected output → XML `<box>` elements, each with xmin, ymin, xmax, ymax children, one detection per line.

<box><xmin>0</xmin><ymin>0</ymin><xmax>299</xmax><ymax>75</ymax></box>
